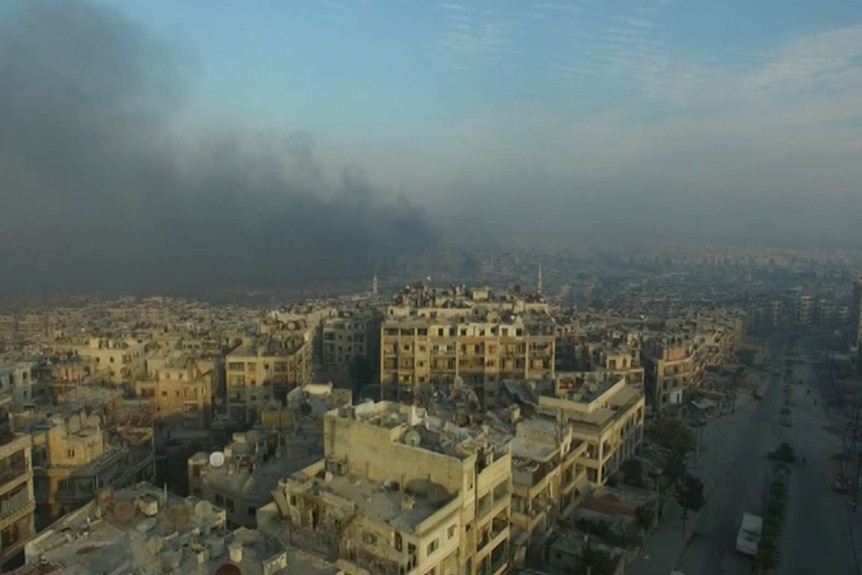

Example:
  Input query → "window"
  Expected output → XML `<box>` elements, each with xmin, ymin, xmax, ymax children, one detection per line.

<box><xmin>248</xmin><ymin>506</ymin><xmax>256</xmax><ymax>517</ymax></box>
<box><xmin>226</xmin><ymin>498</ymin><xmax>235</xmax><ymax>512</ymax></box>
<box><xmin>427</xmin><ymin>539</ymin><xmax>439</xmax><ymax>555</ymax></box>
<box><xmin>447</xmin><ymin>524</ymin><xmax>456</xmax><ymax>539</ymax></box>
<box><xmin>67</xmin><ymin>449</ymin><xmax>75</xmax><ymax>458</ymax></box>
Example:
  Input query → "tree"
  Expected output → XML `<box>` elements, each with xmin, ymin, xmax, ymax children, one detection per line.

<box><xmin>635</xmin><ymin>502</ymin><xmax>656</xmax><ymax>535</ymax></box>
<box><xmin>663</xmin><ymin>451</ymin><xmax>688</xmax><ymax>487</ymax></box>
<box><xmin>677</xmin><ymin>473</ymin><xmax>706</xmax><ymax>536</ymax></box>
<box><xmin>651</xmin><ymin>418</ymin><xmax>695</xmax><ymax>456</ymax></box>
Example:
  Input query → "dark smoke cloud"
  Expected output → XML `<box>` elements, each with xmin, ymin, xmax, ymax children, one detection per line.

<box><xmin>0</xmin><ymin>0</ymin><xmax>438</xmax><ymax>294</ymax></box>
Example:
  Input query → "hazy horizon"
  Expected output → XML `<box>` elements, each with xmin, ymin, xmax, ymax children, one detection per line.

<box><xmin>3</xmin><ymin>0</ymin><xmax>862</xmax><ymax>293</ymax></box>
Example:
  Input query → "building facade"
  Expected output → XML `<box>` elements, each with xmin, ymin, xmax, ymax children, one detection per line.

<box><xmin>261</xmin><ymin>401</ymin><xmax>513</xmax><ymax>575</ymax></box>
<box><xmin>380</xmin><ymin>285</ymin><xmax>555</xmax><ymax>402</ymax></box>
<box><xmin>0</xmin><ymin>431</ymin><xmax>35</xmax><ymax>568</ymax></box>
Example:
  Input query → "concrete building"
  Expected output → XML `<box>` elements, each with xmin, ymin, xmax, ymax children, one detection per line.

<box><xmin>189</xmin><ymin>383</ymin><xmax>349</xmax><ymax>528</ymax></box>
<box><xmin>535</xmin><ymin>375</ymin><xmax>645</xmax><ymax>486</ymax></box>
<box><xmin>796</xmin><ymin>294</ymin><xmax>815</xmax><ymax>327</ymax></box>
<box><xmin>509</xmin><ymin>417</ymin><xmax>589</xmax><ymax>548</ymax></box>
<box><xmin>225</xmin><ymin>332</ymin><xmax>313</xmax><ymax>425</ymax></box>
<box><xmin>259</xmin><ymin>400</ymin><xmax>513</xmax><ymax>575</ymax></box>
<box><xmin>25</xmin><ymin>411</ymin><xmax>156</xmax><ymax>529</ymax></box>
<box><xmin>18</xmin><ymin>482</ymin><xmax>342</xmax><ymax>575</ymax></box>
<box><xmin>0</xmin><ymin>364</ymin><xmax>36</xmax><ymax>409</ymax></box>
<box><xmin>322</xmin><ymin>310</ymin><xmax>373</xmax><ymax>377</ymax></box>
<box><xmin>69</xmin><ymin>338</ymin><xmax>148</xmax><ymax>384</ymax></box>
<box><xmin>134</xmin><ymin>354</ymin><xmax>215</xmax><ymax>430</ymax></box>
<box><xmin>642</xmin><ymin>337</ymin><xmax>704</xmax><ymax>414</ymax></box>
<box><xmin>0</xmin><ymin>430</ymin><xmax>35</xmax><ymax>568</ymax></box>
<box><xmin>380</xmin><ymin>285</ymin><xmax>555</xmax><ymax>402</ymax></box>
<box><xmin>188</xmin><ymin>428</ymin><xmax>320</xmax><ymax>529</ymax></box>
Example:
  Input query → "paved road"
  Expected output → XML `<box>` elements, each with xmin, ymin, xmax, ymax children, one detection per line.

<box><xmin>675</xmin><ymin>337</ymin><xmax>860</xmax><ymax>575</ymax></box>
<box><xmin>630</xmin><ymin>335</ymin><xmax>861</xmax><ymax>575</ymax></box>
<box><xmin>777</xmin><ymin>355</ymin><xmax>859</xmax><ymax>575</ymax></box>
<box><xmin>675</xmin><ymin>361</ymin><xmax>782</xmax><ymax>575</ymax></box>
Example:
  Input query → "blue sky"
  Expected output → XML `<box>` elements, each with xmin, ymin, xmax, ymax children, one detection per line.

<box><xmin>103</xmin><ymin>0</ymin><xmax>862</xmax><ymax>136</ymax></box>
<box><xmin>97</xmin><ymin>0</ymin><xmax>862</xmax><ymax>244</ymax></box>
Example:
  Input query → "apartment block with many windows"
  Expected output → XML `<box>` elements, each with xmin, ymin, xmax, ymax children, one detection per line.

<box><xmin>380</xmin><ymin>285</ymin><xmax>555</xmax><ymax>402</ymax></box>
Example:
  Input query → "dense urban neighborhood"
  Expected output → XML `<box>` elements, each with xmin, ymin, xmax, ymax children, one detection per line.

<box><xmin>2</xmin><ymin>249</ymin><xmax>862</xmax><ymax>575</ymax></box>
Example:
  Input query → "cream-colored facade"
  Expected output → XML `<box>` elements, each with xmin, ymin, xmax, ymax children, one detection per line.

<box><xmin>509</xmin><ymin>417</ymin><xmax>589</xmax><ymax>546</ymax></box>
<box><xmin>27</xmin><ymin>411</ymin><xmax>156</xmax><ymax>529</ymax></box>
<box><xmin>380</xmin><ymin>285</ymin><xmax>555</xmax><ymax>401</ymax></box>
<box><xmin>642</xmin><ymin>338</ymin><xmax>704</xmax><ymax>413</ymax></box>
<box><xmin>261</xmin><ymin>401</ymin><xmax>513</xmax><ymax>575</ymax></box>
<box><xmin>0</xmin><ymin>431</ymin><xmax>35</xmax><ymax>567</ymax></box>
<box><xmin>225</xmin><ymin>333</ymin><xmax>313</xmax><ymax>424</ymax></box>
<box><xmin>68</xmin><ymin>338</ymin><xmax>148</xmax><ymax>384</ymax></box>
<box><xmin>538</xmin><ymin>376</ymin><xmax>645</xmax><ymax>486</ymax></box>
<box><xmin>135</xmin><ymin>356</ymin><xmax>214</xmax><ymax>429</ymax></box>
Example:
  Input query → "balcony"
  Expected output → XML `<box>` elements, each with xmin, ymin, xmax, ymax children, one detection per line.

<box><xmin>0</xmin><ymin>486</ymin><xmax>31</xmax><ymax>519</ymax></box>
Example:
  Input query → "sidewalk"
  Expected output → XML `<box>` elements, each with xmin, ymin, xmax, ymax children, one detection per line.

<box><xmin>626</xmin><ymin>496</ymin><xmax>703</xmax><ymax>575</ymax></box>
<box><xmin>626</xmin><ymin>396</ymin><xmax>757</xmax><ymax>575</ymax></box>
<box><xmin>625</xmin><ymin>435</ymin><xmax>727</xmax><ymax>575</ymax></box>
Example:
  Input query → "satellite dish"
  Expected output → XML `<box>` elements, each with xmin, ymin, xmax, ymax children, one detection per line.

<box><xmin>299</xmin><ymin>403</ymin><xmax>312</xmax><ymax>417</ymax></box>
<box><xmin>112</xmin><ymin>500</ymin><xmax>135</xmax><ymax>524</ymax></box>
<box><xmin>404</xmin><ymin>430</ymin><xmax>422</xmax><ymax>447</ymax></box>
<box><xmin>195</xmin><ymin>500</ymin><xmax>215</xmax><ymax>519</ymax></box>
<box><xmin>209</xmin><ymin>451</ymin><xmax>226</xmax><ymax>468</ymax></box>
<box><xmin>214</xmin><ymin>564</ymin><xmax>242</xmax><ymax>575</ymax></box>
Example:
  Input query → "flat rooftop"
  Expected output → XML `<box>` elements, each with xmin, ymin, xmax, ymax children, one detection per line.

<box><xmin>294</xmin><ymin>468</ymin><xmax>455</xmax><ymax>532</ymax></box>
<box><xmin>344</xmin><ymin>401</ymin><xmax>511</xmax><ymax>460</ymax></box>
<box><xmin>22</xmin><ymin>483</ymin><xmax>339</xmax><ymax>575</ymax></box>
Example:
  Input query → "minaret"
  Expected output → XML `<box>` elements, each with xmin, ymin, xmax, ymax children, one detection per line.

<box><xmin>536</xmin><ymin>264</ymin><xmax>543</xmax><ymax>295</ymax></box>
<box><xmin>372</xmin><ymin>273</ymin><xmax>379</xmax><ymax>296</ymax></box>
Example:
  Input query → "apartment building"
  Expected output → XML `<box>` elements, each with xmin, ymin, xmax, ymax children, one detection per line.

<box><xmin>321</xmin><ymin>310</ymin><xmax>373</xmax><ymax>374</ymax></box>
<box><xmin>225</xmin><ymin>331</ymin><xmax>313</xmax><ymax>424</ymax></box>
<box><xmin>134</xmin><ymin>354</ymin><xmax>215</xmax><ymax>430</ymax></box>
<box><xmin>380</xmin><ymin>285</ymin><xmax>555</xmax><ymax>401</ymax></box>
<box><xmin>509</xmin><ymin>417</ymin><xmax>588</xmax><ymax>546</ymax></box>
<box><xmin>0</xmin><ymin>364</ymin><xmax>36</xmax><ymax>409</ymax></box>
<box><xmin>258</xmin><ymin>400</ymin><xmax>513</xmax><ymax>575</ymax></box>
<box><xmin>26</xmin><ymin>411</ymin><xmax>156</xmax><ymax>528</ymax></box>
<box><xmin>642</xmin><ymin>337</ymin><xmax>704</xmax><ymax>413</ymax></box>
<box><xmin>536</xmin><ymin>375</ymin><xmax>645</xmax><ymax>486</ymax></box>
<box><xmin>33</xmin><ymin>352</ymin><xmax>96</xmax><ymax>388</ymax></box>
<box><xmin>188</xmin><ymin>428</ymin><xmax>321</xmax><ymax>528</ymax></box>
<box><xmin>69</xmin><ymin>338</ymin><xmax>148</xmax><ymax>384</ymax></box>
<box><xmin>0</xmin><ymin>431</ymin><xmax>35</xmax><ymax>568</ymax></box>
